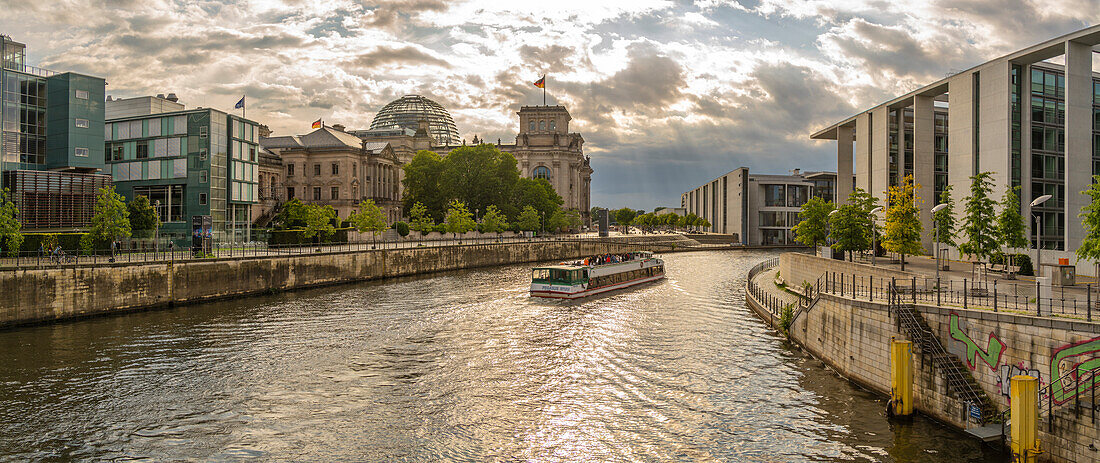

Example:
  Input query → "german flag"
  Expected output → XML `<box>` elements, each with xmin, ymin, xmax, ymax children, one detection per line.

<box><xmin>312</xmin><ymin>119</ymin><xmax>322</xmax><ymax>129</ymax></box>
<box><xmin>533</xmin><ymin>76</ymin><xmax>545</xmax><ymax>88</ymax></box>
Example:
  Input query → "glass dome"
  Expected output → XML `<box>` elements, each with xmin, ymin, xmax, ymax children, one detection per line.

<box><xmin>369</xmin><ymin>95</ymin><xmax>461</xmax><ymax>146</ymax></box>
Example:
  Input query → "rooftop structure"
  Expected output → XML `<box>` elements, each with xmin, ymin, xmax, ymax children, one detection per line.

<box><xmin>368</xmin><ymin>95</ymin><xmax>460</xmax><ymax>146</ymax></box>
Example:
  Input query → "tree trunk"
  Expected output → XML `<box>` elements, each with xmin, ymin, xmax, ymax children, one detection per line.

<box><xmin>900</xmin><ymin>254</ymin><xmax>906</xmax><ymax>271</ymax></box>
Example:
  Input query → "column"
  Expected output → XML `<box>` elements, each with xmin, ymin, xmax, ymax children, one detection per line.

<box><xmin>856</xmin><ymin>113</ymin><xmax>872</xmax><ymax>193</ymax></box>
<box><xmin>914</xmin><ymin>95</ymin><xmax>936</xmax><ymax>251</ymax></box>
<box><xmin>870</xmin><ymin>107</ymin><xmax>890</xmax><ymax>204</ymax></box>
<box><xmin>1065</xmin><ymin>40</ymin><xmax>1092</xmax><ymax>250</ymax></box>
<box><xmin>948</xmin><ymin>72</ymin><xmax>976</xmax><ymax>197</ymax></box>
<box><xmin>837</xmin><ymin>124</ymin><xmax>854</xmax><ymax>204</ymax></box>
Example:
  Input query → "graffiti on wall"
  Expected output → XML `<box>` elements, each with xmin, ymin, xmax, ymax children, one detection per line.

<box><xmin>997</xmin><ymin>363</ymin><xmax>1041</xmax><ymax>398</ymax></box>
<box><xmin>949</xmin><ymin>312</ymin><xmax>1006</xmax><ymax>371</ymax></box>
<box><xmin>1049</xmin><ymin>336</ymin><xmax>1100</xmax><ymax>405</ymax></box>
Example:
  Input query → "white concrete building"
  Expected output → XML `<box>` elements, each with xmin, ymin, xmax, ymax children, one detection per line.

<box><xmin>812</xmin><ymin>25</ymin><xmax>1100</xmax><ymax>272</ymax></box>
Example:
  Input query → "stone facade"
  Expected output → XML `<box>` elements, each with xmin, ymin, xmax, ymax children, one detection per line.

<box><xmin>502</xmin><ymin>106</ymin><xmax>592</xmax><ymax>224</ymax></box>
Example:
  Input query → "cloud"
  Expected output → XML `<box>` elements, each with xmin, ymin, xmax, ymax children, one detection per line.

<box><xmin>347</xmin><ymin>45</ymin><xmax>451</xmax><ymax>68</ymax></box>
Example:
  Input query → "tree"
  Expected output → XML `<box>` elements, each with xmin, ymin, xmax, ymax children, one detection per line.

<box><xmin>444</xmin><ymin>199</ymin><xmax>476</xmax><ymax>239</ymax></box>
<box><xmin>408</xmin><ymin>202</ymin><xmax>435</xmax><ymax>238</ymax></box>
<box><xmin>274</xmin><ymin>198</ymin><xmax>309</xmax><ymax>229</ymax></box>
<box><xmin>959</xmin><ymin>172</ymin><xmax>999</xmax><ymax>262</ymax></box>
<box><xmin>883</xmin><ymin>174</ymin><xmax>923</xmax><ymax>271</ymax></box>
<box><xmin>615</xmin><ymin>208</ymin><xmax>636</xmax><ymax>232</ymax></box>
<box><xmin>546</xmin><ymin>209</ymin><xmax>567</xmax><ymax>233</ymax></box>
<box><xmin>830</xmin><ymin>203</ymin><xmax>871</xmax><ymax>261</ymax></box>
<box><xmin>0</xmin><ymin>189</ymin><xmax>22</xmax><ymax>257</ymax></box>
<box><xmin>516</xmin><ymin>205</ymin><xmax>540</xmax><ymax>233</ymax></box>
<box><xmin>792</xmin><ymin>196</ymin><xmax>834</xmax><ymax>248</ymax></box>
<box><xmin>564</xmin><ymin>209</ymin><xmax>582</xmax><ymax>232</ymax></box>
<box><xmin>83</xmin><ymin>185</ymin><xmax>131</xmax><ymax>253</ymax></box>
<box><xmin>401</xmin><ymin>150</ymin><xmax>447</xmax><ymax>221</ymax></box>
<box><xmin>995</xmin><ymin>186</ymin><xmax>1029</xmax><ymax>266</ymax></box>
<box><xmin>933</xmin><ymin>185</ymin><xmax>958</xmax><ymax>248</ymax></box>
<box><xmin>480</xmin><ymin>204</ymin><xmax>509</xmax><ymax>236</ymax></box>
<box><xmin>301</xmin><ymin>204</ymin><xmax>337</xmax><ymax>242</ymax></box>
<box><xmin>442</xmin><ymin>144</ymin><xmax>520</xmax><ymax>218</ymax></box>
<box><xmin>127</xmin><ymin>195</ymin><xmax>160</xmax><ymax>239</ymax></box>
<box><xmin>512</xmin><ymin>177</ymin><xmax>562</xmax><ymax>223</ymax></box>
<box><xmin>1077</xmin><ymin>176</ymin><xmax>1100</xmax><ymax>274</ymax></box>
<box><xmin>697</xmin><ymin>218</ymin><xmax>711</xmax><ymax>230</ymax></box>
<box><xmin>349</xmin><ymin>199</ymin><xmax>388</xmax><ymax>246</ymax></box>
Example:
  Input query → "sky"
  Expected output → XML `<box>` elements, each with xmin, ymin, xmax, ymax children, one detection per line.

<box><xmin>1</xmin><ymin>0</ymin><xmax>1097</xmax><ymax>210</ymax></box>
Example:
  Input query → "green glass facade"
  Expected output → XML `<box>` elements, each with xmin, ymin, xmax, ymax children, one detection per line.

<box><xmin>106</xmin><ymin>109</ymin><xmax>259</xmax><ymax>244</ymax></box>
<box><xmin>1030</xmin><ymin>66</ymin><xmax>1066</xmax><ymax>250</ymax></box>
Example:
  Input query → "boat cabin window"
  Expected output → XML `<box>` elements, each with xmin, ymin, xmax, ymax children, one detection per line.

<box><xmin>533</xmin><ymin>269</ymin><xmax>550</xmax><ymax>280</ymax></box>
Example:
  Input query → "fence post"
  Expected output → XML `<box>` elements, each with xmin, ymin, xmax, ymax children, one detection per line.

<box><xmin>936</xmin><ymin>278</ymin><xmax>941</xmax><ymax>307</ymax></box>
<box><xmin>1089</xmin><ymin>284</ymin><xmax>1093</xmax><ymax>323</ymax></box>
<box><xmin>911</xmin><ymin>276</ymin><xmax>917</xmax><ymax>304</ymax></box>
<box><xmin>1036</xmin><ymin>279</ymin><xmax>1041</xmax><ymax>316</ymax></box>
<box><xmin>993</xmin><ymin>280</ymin><xmax>998</xmax><ymax>312</ymax></box>
<box><xmin>963</xmin><ymin>279</ymin><xmax>968</xmax><ymax>310</ymax></box>
<box><xmin>840</xmin><ymin>273</ymin><xmax>844</xmax><ymax>297</ymax></box>
<box><xmin>870</xmin><ymin>275</ymin><xmax>874</xmax><ymax>301</ymax></box>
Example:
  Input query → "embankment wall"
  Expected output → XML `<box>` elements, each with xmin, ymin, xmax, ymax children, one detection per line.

<box><xmin>746</xmin><ymin>253</ymin><xmax>1100</xmax><ymax>463</ymax></box>
<box><xmin>0</xmin><ymin>240</ymin><xmax>645</xmax><ymax>327</ymax></box>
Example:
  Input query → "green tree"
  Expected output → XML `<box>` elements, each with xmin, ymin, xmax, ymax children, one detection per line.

<box><xmin>614</xmin><ymin>208</ymin><xmax>636</xmax><ymax>232</ymax></box>
<box><xmin>995</xmin><ymin>186</ymin><xmax>1029</xmax><ymax>262</ymax></box>
<box><xmin>564</xmin><ymin>209</ymin><xmax>582</xmax><ymax>232</ymax></box>
<box><xmin>697</xmin><ymin>218</ymin><xmax>711</xmax><ymax>230</ymax></box>
<box><xmin>512</xmin><ymin>177</ymin><xmax>562</xmax><ymax>223</ymax></box>
<box><xmin>349</xmin><ymin>199</ymin><xmax>389</xmax><ymax>246</ymax></box>
<box><xmin>829</xmin><ymin>203</ymin><xmax>870</xmax><ymax>261</ymax></box>
<box><xmin>402</xmin><ymin>150</ymin><xmax>447</xmax><ymax>221</ymax></box>
<box><xmin>546</xmin><ymin>208</ymin><xmax>567</xmax><ymax>233</ymax></box>
<box><xmin>301</xmin><ymin>204</ymin><xmax>337</xmax><ymax>241</ymax></box>
<box><xmin>480</xmin><ymin>204</ymin><xmax>509</xmax><ymax>235</ymax></box>
<box><xmin>443</xmin><ymin>144</ymin><xmax>520</xmax><ymax>218</ymax></box>
<box><xmin>274</xmin><ymin>198</ymin><xmax>309</xmax><ymax>229</ymax></box>
<box><xmin>883</xmin><ymin>175</ymin><xmax>923</xmax><ymax>270</ymax></box>
<box><xmin>83</xmin><ymin>185</ymin><xmax>131</xmax><ymax>253</ymax></box>
<box><xmin>516</xmin><ymin>205</ymin><xmax>540</xmax><ymax>233</ymax></box>
<box><xmin>0</xmin><ymin>189</ymin><xmax>22</xmax><ymax>257</ymax></box>
<box><xmin>792</xmin><ymin>196</ymin><xmax>834</xmax><ymax>248</ymax></box>
<box><xmin>959</xmin><ymin>172</ymin><xmax>999</xmax><ymax>262</ymax></box>
<box><xmin>1077</xmin><ymin>176</ymin><xmax>1100</xmax><ymax>273</ymax></box>
<box><xmin>444</xmin><ymin>199</ymin><xmax>476</xmax><ymax>239</ymax></box>
<box><xmin>408</xmin><ymin>201</ymin><xmax>435</xmax><ymax>238</ymax></box>
<box><xmin>127</xmin><ymin>195</ymin><xmax>161</xmax><ymax>239</ymax></box>
<box><xmin>933</xmin><ymin>185</ymin><xmax>958</xmax><ymax>248</ymax></box>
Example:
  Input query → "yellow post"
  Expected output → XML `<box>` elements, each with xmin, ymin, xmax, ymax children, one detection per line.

<box><xmin>890</xmin><ymin>338</ymin><xmax>913</xmax><ymax>416</ymax></box>
<box><xmin>1010</xmin><ymin>375</ymin><xmax>1041</xmax><ymax>461</ymax></box>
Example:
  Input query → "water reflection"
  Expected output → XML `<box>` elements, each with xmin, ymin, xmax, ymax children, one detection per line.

<box><xmin>0</xmin><ymin>251</ymin><xmax>1003</xmax><ymax>462</ymax></box>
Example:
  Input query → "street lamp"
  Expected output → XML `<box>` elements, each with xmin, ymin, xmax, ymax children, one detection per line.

<box><xmin>870</xmin><ymin>206</ymin><xmax>883</xmax><ymax>266</ymax></box>
<box><xmin>931</xmin><ymin>203</ymin><xmax>948</xmax><ymax>282</ymax></box>
<box><xmin>1030</xmin><ymin>194</ymin><xmax>1053</xmax><ymax>277</ymax></box>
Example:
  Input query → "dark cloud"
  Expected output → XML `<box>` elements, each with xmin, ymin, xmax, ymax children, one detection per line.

<box><xmin>347</xmin><ymin>45</ymin><xmax>451</xmax><ymax>68</ymax></box>
<box><xmin>518</xmin><ymin>44</ymin><xmax>591</xmax><ymax>71</ymax></box>
<box><xmin>361</xmin><ymin>0</ymin><xmax>450</xmax><ymax>29</ymax></box>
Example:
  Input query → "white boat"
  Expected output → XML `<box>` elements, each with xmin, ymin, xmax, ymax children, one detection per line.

<box><xmin>529</xmin><ymin>251</ymin><xmax>665</xmax><ymax>299</ymax></box>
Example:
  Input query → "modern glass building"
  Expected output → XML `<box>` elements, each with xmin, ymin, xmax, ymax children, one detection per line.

<box><xmin>811</xmin><ymin>25</ymin><xmax>1100</xmax><ymax>272</ymax></box>
<box><xmin>368</xmin><ymin>95</ymin><xmax>460</xmax><ymax>146</ymax></box>
<box><xmin>105</xmin><ymin>103</ymin><xmax>261</xmax><ymax>244</ymax></box>
<box><xmin>1</xmin><ymin>35</ymin><xmax>111</xmax><ymax>230</ymax></box>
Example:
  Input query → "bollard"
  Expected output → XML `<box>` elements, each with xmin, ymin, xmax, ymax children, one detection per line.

<box><xmin>890</xmin><ymin>338</ymin><xmax>913</xmax><ymax>417</ymax></box>
<box><xmin>1010</xmin><ymin>375</ymin><xmax>1041</xmax><ymax>462</ymax></box>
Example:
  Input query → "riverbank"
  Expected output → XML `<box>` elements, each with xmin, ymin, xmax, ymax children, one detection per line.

<box><xmin>745</xmin><ymin>252</ymin><xmax>1100</xmax><ymax>463</ymax></box>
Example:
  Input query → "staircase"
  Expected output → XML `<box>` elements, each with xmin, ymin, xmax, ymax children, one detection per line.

<box><xmin>254</xmin><ymin>201</ymin><xmax>284</xmax><ymax>228</ymax></box>
<box><xmin>889</xmin><ymin>284</ymin><xmax>998</xmax><ymax>423</ymax></box>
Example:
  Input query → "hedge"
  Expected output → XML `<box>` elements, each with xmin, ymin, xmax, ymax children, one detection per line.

<box><xmin>990</xmin><ymin>253</ymin><xmax>1034</xmax><ymax>276</ymax></box>
<box><xmin>393</xmin><ymin>222</ymin><xmax>410</xmax><ymax>237</ymax></box>
<box><xmin>268</xmin><ymin>227</ymin><xmax>351</xmax><ymax>246</ymax></box>
<box><xmin>19</xmin><ymin>233</ymin><xmax>86</xmax><ymax>253</ymax></box>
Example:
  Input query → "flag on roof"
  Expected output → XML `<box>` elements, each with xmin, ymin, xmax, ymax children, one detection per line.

<box><xmin>533</xmin><ymin>76</ymin><xmax>545</xmax><ymax>88</ymax></box>
<box><xmin>234</xmin><ymin>96</ymin><xmax>245</xmax><ymax>109</ymax></box>
<box><xmin>312</xmin><ymin>119</ymin><xmax>322</xmax><ymax>129</ymax></box>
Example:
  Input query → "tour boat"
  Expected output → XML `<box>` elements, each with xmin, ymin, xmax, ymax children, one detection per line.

<box><xmin>530</xmin><ymin>251</ymin><xmax>665</xmax><ymax>299</ymax></box>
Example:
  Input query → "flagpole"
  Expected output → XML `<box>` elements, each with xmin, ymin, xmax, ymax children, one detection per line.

<box><xmin>543</xmin><ymin>77</ymin><xmax>546</xmax><ymax>106</ymax></box>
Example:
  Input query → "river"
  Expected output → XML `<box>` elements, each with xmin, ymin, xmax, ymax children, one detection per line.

<box><xmin>0</xmin><ymin>250</ymin><xmax>1003</xmax><ymax>461</ymax></box>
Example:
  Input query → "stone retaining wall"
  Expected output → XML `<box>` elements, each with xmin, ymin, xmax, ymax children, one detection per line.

<box><xmin>779</xmin><ymin>251</ymin><xmax>915</xmax><ymax>290</ymax></box>
<box><xmin>0</xmin><ymin>240</ymin><xmax>644</xmax><ymax>327</ymax></box>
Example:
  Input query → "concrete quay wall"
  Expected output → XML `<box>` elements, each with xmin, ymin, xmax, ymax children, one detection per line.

<box><xmin>746</xmin><ymin>253</ymin><xmax>1100</xmax><ymax>463</ymax></box>
<box><xmin>0</xmin><ymin>240</ymin><xmax>644</xmax><ymax>327</ymax></box>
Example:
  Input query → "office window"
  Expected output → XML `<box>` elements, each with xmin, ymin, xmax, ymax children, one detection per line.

<box><xmin>75</xmin><ymin>118</ymin><xmax>89</xmax><ymax>128</ymax></box>
<box><xmin>314</xmin><ymin>164</ymin><xmax>321</xmax><ymax>176</ymax></box>
<box><xmin>199</xmin><ymin>193</ymin><xmax>208</xmax><ymax>206</ymax></box>
<box><xmin>332</xmin><ymin>162</ymin><xmax>339</xmax><ymax>175</ymax></box>
<box><xmin>313</xmin><ymin>187</ymin><xmax>321</xmax><ymax>200</ymax></box>
<box><xmin>111</xmin><ymin>144</ymin><xmax>124</xmax><ymax>161</ymax></box>
<box><xmin>199</xmin><ymin>126</ymin><xmax>208</xmax><ymax>138</ymax></box>
<box><xmin>249</xmin><ymin>147</ymin><xmax>256</xmax><ymax>162</ymax></box>
<box><xmin>74</xmin><ymin>147</ymin><xmax>88</xmax><ymax>157</ymax></box>
<box><xmin>764</xmin><ymin>185</ymin><xmax>785</xmax><ymax>207</ymax></box>
<box><xmin>136</xmin><ymin>142</ymin><xmax>149</xmax><ymax>159</ymax></box>
<box><xmin>200</xmin><ymin>170</ymin><xmax>208</xmax><ymax>183</ymax></box>
<box><xmin>787</xmin><ymin>185</ymin><xmax>808</xmax><ymax>207</ymax></box>
<box><xmin>331</xmin><ymin>187</ymin><xmax>339</xmax><ymax>199</ymax></box>
<box><xmin>75</xmin><ymin>90</ymin><xmax>89</xmax><ymax>100</ymax></box>
<box><xmin>287</xmin><ymin>163</ymin><xmax>294</xmax><ymax>176</ymax></box>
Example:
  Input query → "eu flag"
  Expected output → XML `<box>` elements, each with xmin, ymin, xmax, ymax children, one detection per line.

<box><xmin>234</xmin><ymin>96</ymin><xmax>245</xmax><ymax>109</ymax></box>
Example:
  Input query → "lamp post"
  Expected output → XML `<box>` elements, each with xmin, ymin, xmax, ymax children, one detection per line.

<box><xmin>870</xmin><ymin>206</ymin><xmax>883</xmax><ymax>266</ymax></box>
<box><xmin>931</xmin><ymin>203</ymin><xmax>948</xmax><ymax>283</ymax></box>
<box><xmin>1030</xmin><ymin>194</ymin><xmax>1052</xmax><ymax>277</ymax></box>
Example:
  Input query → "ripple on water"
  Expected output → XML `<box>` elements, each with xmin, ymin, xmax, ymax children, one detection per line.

<box><xmin>0</xmin><ymin>251</ymin><xmax>1003</xmax><ymax>462</ymax></box>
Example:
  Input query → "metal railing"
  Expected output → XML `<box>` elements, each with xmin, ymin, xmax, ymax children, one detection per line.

<box><xmin>820</xmin><ymin>271</ymin><xmax>1099</xmax><ymax>321</ymax></box>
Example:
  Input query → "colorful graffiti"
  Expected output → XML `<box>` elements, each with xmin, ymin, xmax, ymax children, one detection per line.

<box><xmin>949</xmin><ymin>312</ymin><xmax>1006</xmax><ymax>371</ymax></box>
<box><xmin>997</xmin><ymin>363</ymin><xmax>1041</xmax><ymax>398</ymax></box>
<box><xmin>1049</xmin><ymin>336</ymin><xmax>1100</xmax><ymax>405</ymax></box>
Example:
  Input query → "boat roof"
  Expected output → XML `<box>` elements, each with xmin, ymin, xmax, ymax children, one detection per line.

<box><xmin>533</xmin><ymin>264</ymin><xmax>586</xmax><ymax>270</ymax></box>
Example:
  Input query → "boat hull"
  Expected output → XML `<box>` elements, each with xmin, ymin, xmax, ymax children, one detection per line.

<box><xmin>530</xmin><ymin>273</ymin><xmax>665</xmax><ymax>299</ymax></box>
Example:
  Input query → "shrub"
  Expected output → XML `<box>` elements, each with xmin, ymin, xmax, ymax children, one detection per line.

<box><xmin>394</xmin><ymin>221</ymin><xmax>410</xmax><ymax>237</ymax></box>
<box><xmin>990</xmin><ymin>253</ymin><xmax>1034</xmax><ymax>276</ymax></box>
<box><xmin>20</xmin><ymin>233</ymin><xmax>87</xmax><ymax>253</ymax></box>
<box><xmin>780</xmin><ymin>304</ymin><xmax>794</xmax><ymax>334</ymax></box>
<box><xmin>268</xmin><ymin>227</ymin><xmax>351</xmax><ymax>246</ymax></box>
